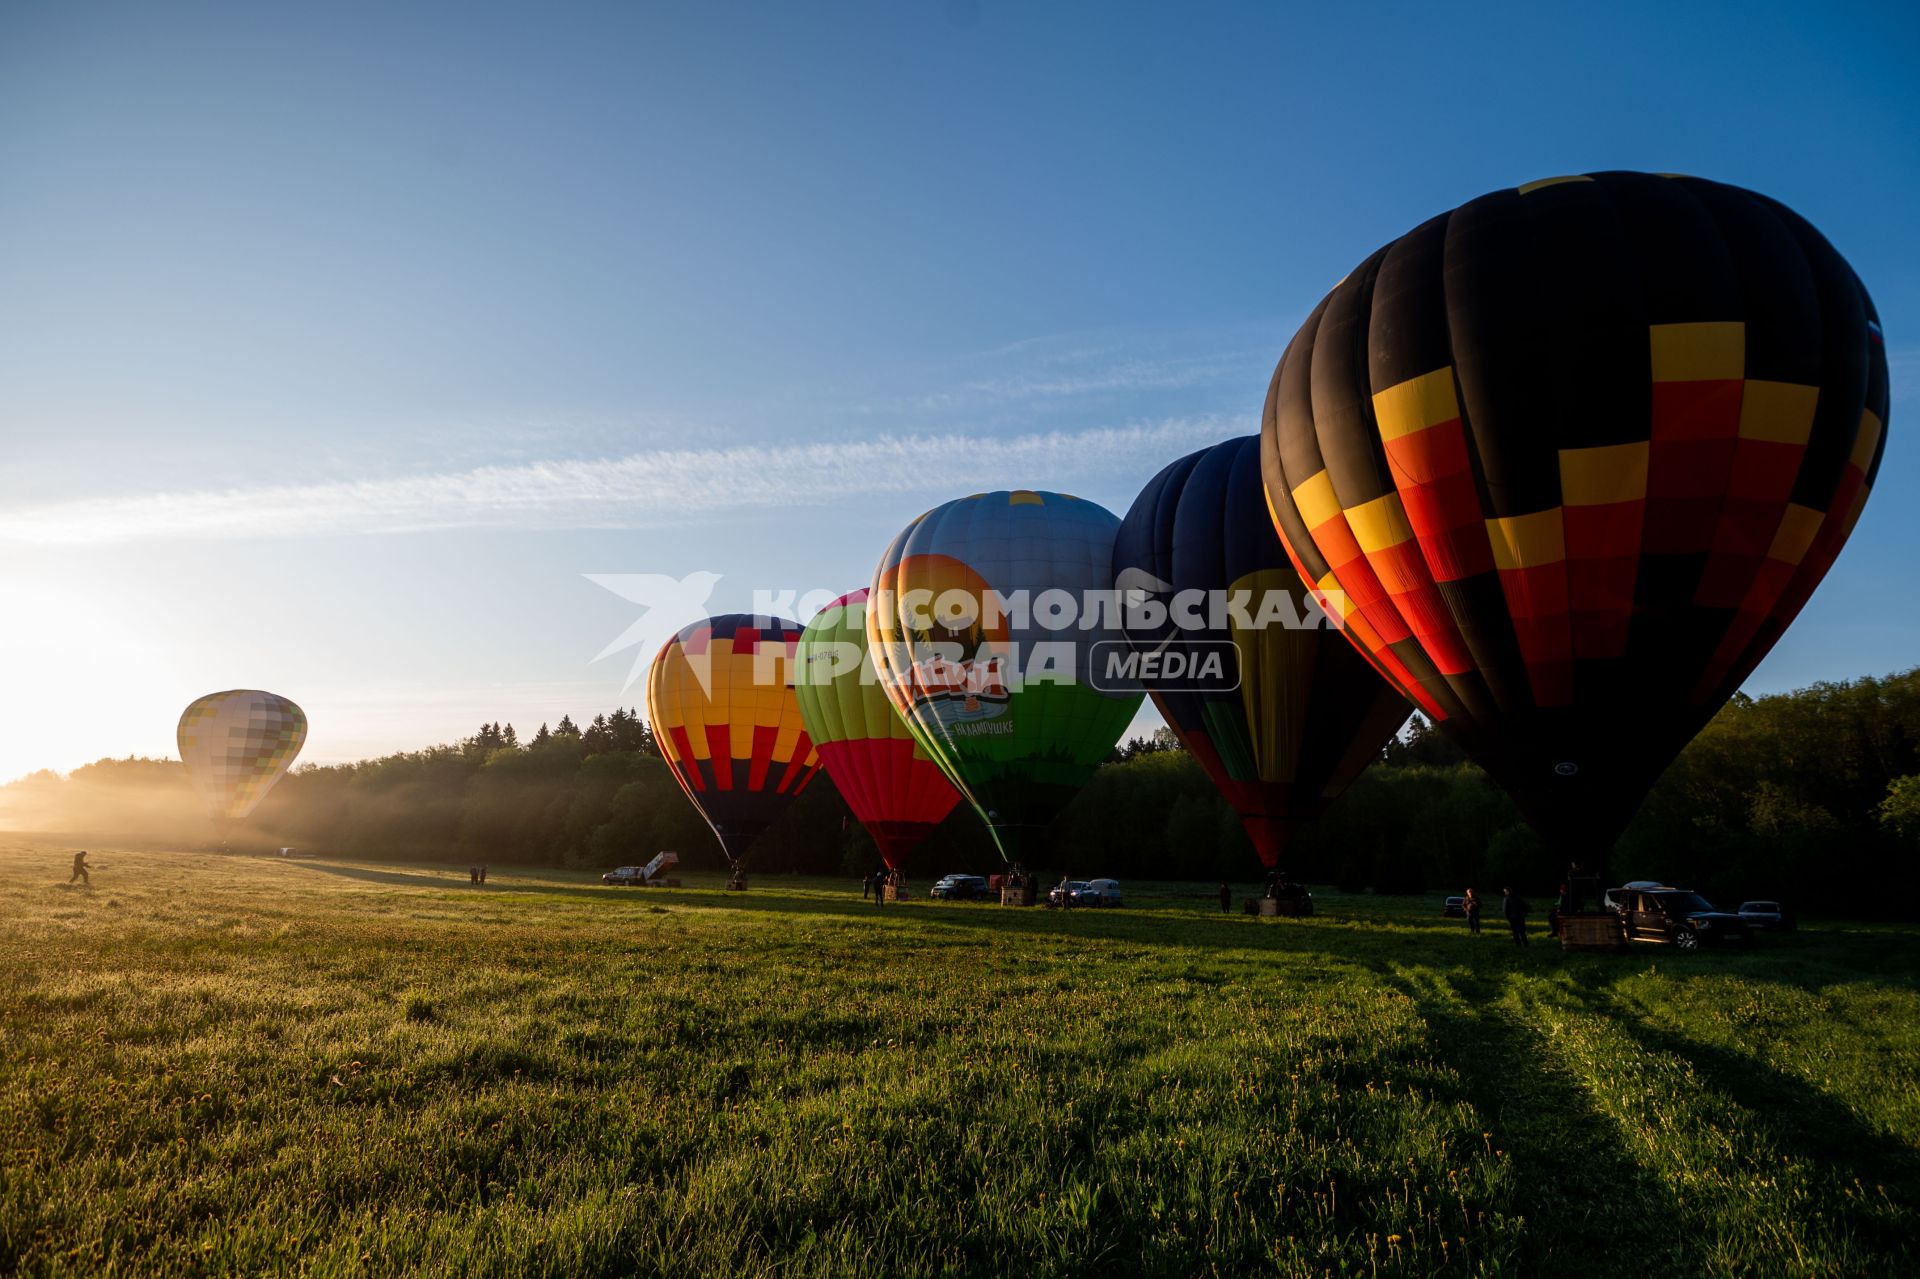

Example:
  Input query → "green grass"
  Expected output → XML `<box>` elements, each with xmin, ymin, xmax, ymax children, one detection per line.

<box><xmin>1</xmin><ymin>837</ymin><xmax>1916</xmax><ymax>1277</ymax></box>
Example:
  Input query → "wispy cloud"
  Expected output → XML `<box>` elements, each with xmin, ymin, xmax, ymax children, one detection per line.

<box><xmin>1886</xmin><ymin>344</ymin><xmax>1918</xmax><ymax>403</ymax></box>
<box><xmin>837</xmin><ymin>329</ymin><xmax>1279</xmax><ymax>419</ymax></box>
<box><xmin>900</xmin><ymin>350</ymin><xmax>1263</xmax><ymax>412</ymax></box>
<box><xmin>0</xmin><ymin>419</ymin><xmax>1239</xmax><ymax>546</ymax></box>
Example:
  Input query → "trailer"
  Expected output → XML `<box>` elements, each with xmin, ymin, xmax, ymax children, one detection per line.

<box><xmin>602</xmin><ymin>851</ymin><xmax>681</xmax><ymax>887</ymax></box>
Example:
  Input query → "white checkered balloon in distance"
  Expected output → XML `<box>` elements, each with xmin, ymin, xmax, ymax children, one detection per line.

<box><xmin>177</xmin><ymin>690</ymin><xmax>308</xmax><ymax>820</ymax></box>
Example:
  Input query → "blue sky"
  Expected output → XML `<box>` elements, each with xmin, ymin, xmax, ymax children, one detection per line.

<box><xmin>1</xmin><ymin>0</ymin><xmax>1915</xmax><ymax>780</ymax></box>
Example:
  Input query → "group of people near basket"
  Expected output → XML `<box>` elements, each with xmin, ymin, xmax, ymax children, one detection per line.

<box><xmin>862</xmin><ymin>867</ymin><xmax>903</xmax><ymax>904</ymax></box>
<box><xmin>1462</xmin><ymin>869</ymin><xmax>1601</xmax><ymax>945</ymax></box>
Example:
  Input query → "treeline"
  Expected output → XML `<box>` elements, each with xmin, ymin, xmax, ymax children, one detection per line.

<box><xmin>6</xmin><ymin>672</ymin><xmax>1918</xmax><ymax>912</ymax></box>
<box><xmin>1282</xmin><ymin>669</ymin><xmax>1920</xmax><ymax>910</ymax></box>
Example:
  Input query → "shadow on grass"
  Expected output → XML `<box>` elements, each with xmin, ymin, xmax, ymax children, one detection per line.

<box><xmin>280</xmin><ymin>861</ymin><xmax>1920</xmax><ymax>1011</ymax></box>
<box><xmin>286</xmin><ymin>862</ymin><xmax>480</xmax><ymax>890</ymax></box>
<box><xmin>1569</xmin><ymin>983</ymin><xmax>1920</xmax><ymax>1261</ymax></box>
<box><xmin>283</xmin><ymin>860</ymin><xmax>1388</xmax><ymax>947</ymax></box>
<box><xmin>1381</xmin><ymin>965</ymin><xmax>1700</xmax><ymax>1276</ymax></box>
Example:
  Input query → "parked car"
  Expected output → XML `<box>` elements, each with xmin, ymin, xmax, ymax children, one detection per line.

<box><xmin>930</xmin><ymin>874</ymin><xmax>991</xmax><ymax>901</ymax></box>
<box><xmin>1738</xmin><ymin>900</ymin><xmax>1797</xmax><ymax>932</ymax></box>
<box><xmin>1442</xmin><ymin>895</ymin><xmax>1466</xmax><ymax>918</ymax></box>
<box><xmin>1605</xmin><ymin>887</ymin><xmax>1750</xmax><ymax>951</ymax></box>
<box><xmin>1081</xmin><ymin>878</ymin><xmax>1123</xmax><ymax>907</ymax></box>
<box><xmin>603</xmin><ymin>865</ymin><xmax>650</xmax><ymax>886</ymax></box>
<box><xmin>1603</xmin><ymin>883</ymin><xmax>1672</xmax><ymax>912</ymax></box>
<box><xmin>1047</xmin><ymin>880</ymin><xmax>1091</xmax><ymax>907</ymax></box>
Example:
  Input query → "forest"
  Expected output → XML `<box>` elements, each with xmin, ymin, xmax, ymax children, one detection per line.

<box><xmin>6</xmin><ymin>670</ymin><xmax>1918</xmax><ymax>913</ymax></box>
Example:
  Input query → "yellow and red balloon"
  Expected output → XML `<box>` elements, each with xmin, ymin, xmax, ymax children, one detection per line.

<box><xmin>646</xmin><ymin>614</ymin><xmax>822</xmax><ymax>867</ymax></box>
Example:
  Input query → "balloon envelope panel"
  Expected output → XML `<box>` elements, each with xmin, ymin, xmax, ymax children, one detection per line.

<box><xmin>1114</xmin><ymin>437</ymin><xmax>1409</xmax><ymax>868</ymax></box>
<box><xmin>1260</xmin><ymin>171</ymin><xmax>1889</xmax><ymax>859</ymax></box>
<box><xmin>795</xmin><ymin>589</ymin><xmax>962</xmax><ymax>868</ymax></box>
<box><xmin>177</xmin><ymin>690</ymin><xmax>307</xmax><ymax>820</ymax></box>
<box><xmin>869</xmin><ymin>490</ymin><xmax>1144</xmax><ymax>862</ymax></box>
<box><xmin>646</xmin><ymin>614</ymin><xmax>821</xmax><ymax>865</ymax></box>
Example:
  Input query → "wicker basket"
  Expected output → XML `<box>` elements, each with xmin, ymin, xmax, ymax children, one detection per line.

<box><xmin>1560</xmin><ymin>912</ymin><xmax>1628</xmax><ymax>951</ymax></box>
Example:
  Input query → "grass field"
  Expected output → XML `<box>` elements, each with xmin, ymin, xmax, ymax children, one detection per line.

<box><xmin>1</xmin><ymin>837</ymin><xmax>1916</xmax><ymax>1277</ymax></box>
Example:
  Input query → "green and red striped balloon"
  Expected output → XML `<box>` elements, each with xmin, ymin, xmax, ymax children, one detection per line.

<box><xmin>795</xmin><ymin>589</ymin><xmax>961</xmax><ymax>868</ymax></box>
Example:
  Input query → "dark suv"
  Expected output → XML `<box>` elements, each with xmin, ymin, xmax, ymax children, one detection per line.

<box><xmin>1606</xmin><ymin>887</ymin><xmax>1750</xmax><ymax>951</ymax></box>
<box><xmin>930</xmin><ymin>874</ymin><xmax>991</xmax><ymax>901</ymax></box>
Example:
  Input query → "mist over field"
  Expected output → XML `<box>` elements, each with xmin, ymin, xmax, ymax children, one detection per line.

<box><xmin>9</xmin><ymin>670</ymin><xmax>1919</xmax><ymax>918</ymax></box>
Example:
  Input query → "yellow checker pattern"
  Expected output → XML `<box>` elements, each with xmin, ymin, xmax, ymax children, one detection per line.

<box><xmin>1486</xmin><ymin>509</ymin><xmax>1567</xmax><ymax>571</ymax></box>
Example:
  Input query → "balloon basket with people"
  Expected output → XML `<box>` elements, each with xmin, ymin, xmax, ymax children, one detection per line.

<box><xmin>996</xmin><ymin>862</ymin><xmax>1035</xmax><ymax>906</ymax></box>
<box><xmin>1554</xmin><ymin>867</ymin><xmax>1629</xmax><ymax>951</ymax></box>
<box><xmin>1241</xmin><ymin>870</ymin><xmax>1313</xmax><ymax>918</ymax></box>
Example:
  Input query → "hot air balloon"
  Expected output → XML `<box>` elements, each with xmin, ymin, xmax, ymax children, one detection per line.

<box><xmin>869</xmin><ymin>490</ymin><xmax>1144</xmax><ymax>865</ymax></box>
<box><xmin>1260</xmin><ymin>171</ymin><xmax>1889</xmax><ymax>867</ymax></box>
<box><xmin>1114</xmin><ymin>436</ymin><xmax>1410</xmax><ymax>869</ymax></box>
<box><xmin>177</xmin><ymin>690</ymin><xmax>307</xmax><ymax>822</ymax></box>
<box><xmin>645</xmin><ymin>614</ymin><xmax>822</xmax><ymax>873</ymax></box>
<box><xmin>795</xmin><ymin>589</ymin><xmax>963</xmax><ymax>869</ymax></box>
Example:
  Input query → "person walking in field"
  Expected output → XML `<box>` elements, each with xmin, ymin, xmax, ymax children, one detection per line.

<box><xmin>479</xmin><ymin>865</ymin><xmax>488</xmax><ymax>885</ymax></box>
<box><xmin>1219</xmin><ymin>882</ymin><xmax>1232</xmax><ymax>913</ymax></box>
<box><xmin>69</xmin><ymin>850</ymin><xmax>90</xmax><ymax>885</ymax></box>
<box><xmin>1464</xmin><ymin>887</ymin><xmax>1482</xmax><ymax>935</ymax></box>
<box><xmin>1502</xmin><ymin>887</ymin><xmax>1529</xmax><ymax>946</ymax></box>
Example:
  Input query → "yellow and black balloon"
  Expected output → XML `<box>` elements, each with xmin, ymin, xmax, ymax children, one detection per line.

<box><xmin>1260</xmin><ymin>171</ymin><xmax>1888</xmax><ymax>862</ymax></box>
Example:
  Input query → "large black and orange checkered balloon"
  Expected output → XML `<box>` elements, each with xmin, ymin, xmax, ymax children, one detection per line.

<box><xmin>1260</xmin><ymin>172</ymin><xmax>1889</xmax><ymax>863</ymax></box>
<box><xmin>646</xmin><ymin>614</ymin><xmax>822</xmax><ymax>867</ymax></box>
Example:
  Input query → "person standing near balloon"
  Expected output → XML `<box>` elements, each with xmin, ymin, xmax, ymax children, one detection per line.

<box><xmin>1464</xmin><ymin>888</ymin><xmax>1483</xmax><ymax>935</ymax></box>
<box><xmin>1503</xmin><ymin>888</ymin><xmax>1529</xmax><ymax>947</ymax></box>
